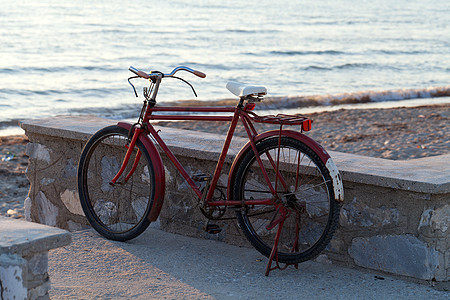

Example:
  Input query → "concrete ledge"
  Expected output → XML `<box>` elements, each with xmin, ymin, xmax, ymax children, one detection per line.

<box><xmin>0</xmin><ymin>217</ymin><xmax>71</xmax><ymax>257</ymax></box>
<box><xmin>20</xmin><ymin>116</ymin><xmax>449</xmax><ymax>282</ymax></box>
<box><xmin>0</xmin><ymin>216</ymin><xmax>71</xmax><ymax>299</ymax></box>
<box><xmin>333</xmin><ymin>151</ymin><xmax>449</xmax><ymax>194</ymax></box>
<box><xmin>20</xmin><ymin>115</ymin><xmax>247</xmax><ymax>163</ymax></box>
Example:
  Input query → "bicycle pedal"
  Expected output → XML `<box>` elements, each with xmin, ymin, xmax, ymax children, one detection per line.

<box><xmin>205</xmin><ymin>224</ymin><xmax>222</xmax><ymax>234</ymax></box>
<box><xmin>193</xmin><ymin>173</ymin><xmax>212</xmax><ymax>182</ymax></box>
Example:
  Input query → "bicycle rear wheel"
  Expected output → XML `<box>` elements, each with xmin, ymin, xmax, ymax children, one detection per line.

<box><xmin>232</xmin><ymin>137</ymin><xmax>340</xmax><ymax>264</ymax></box>
<box><xmin>78</xmin><ymin>125</ymin><xmax>156</xmax><ymax>241</ymax></box>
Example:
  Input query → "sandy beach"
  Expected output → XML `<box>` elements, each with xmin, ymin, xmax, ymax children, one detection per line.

<box><xmin>0</xmin><ymin>135</ymin><xmax>29</xmax><ymax>219</ymax></box>
<box><xmin>0</xmin><ymin>104</ymin><xmax>448</xmax><ymax>220</ymax></box>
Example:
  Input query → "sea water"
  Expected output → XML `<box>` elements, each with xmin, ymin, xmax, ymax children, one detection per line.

<box><xmin>0</xmin><ymin>0</ymin><xmax>449</xmax><ymax>134</ymax></box>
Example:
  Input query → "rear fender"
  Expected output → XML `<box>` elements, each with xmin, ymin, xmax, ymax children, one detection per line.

<box><xmin>227</xmin><ymin>130</ymin><xmax>343</xmax><ymax>202</ymax></box>
<box><xmin>117</xmin><ymin>122</ymin><xmax>166</xmax><ymax>221</ymax></box>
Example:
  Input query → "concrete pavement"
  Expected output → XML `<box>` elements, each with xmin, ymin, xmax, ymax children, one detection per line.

<box><xmin>48</xmin><ymin>225</ymin><xmax>448</xmax><ymax>299</ymax></box>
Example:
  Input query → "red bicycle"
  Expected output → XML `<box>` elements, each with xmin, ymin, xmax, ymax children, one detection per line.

<box><xmin>77</xmin><ymin>65</ymin><xmax>344</xmax><ymax>275</ymax></box>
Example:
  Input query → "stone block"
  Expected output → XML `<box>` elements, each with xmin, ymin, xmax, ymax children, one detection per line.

<box><xmin>27</xmin><ymin>252</ymin><xmax>48</xmax><ymax>277</ymax></box>
<box><xmin>0</xmin><ymin>253</ymin><xmax>27</xmax><ymax>300</ymax></box>
<box><xmin>60</xmin><ymin>189</ymin><xmax>84</xmax><ymax>216</ymax></box>
<box><xmin>340</xmin><ymin>197</ymin><xmax>401</xmax><ymax>228</ymax></box>
<box><xmin>27</xmin><ymin>278</ymin><xmax>50</xmax><ymax>300</ymax></box>
<box><xmin>40</xmin><ymin>178</ymin><xmax>55</xmax><ymax>186</ymax></box>
<box><xmin>418</xmin><ymin>204</ymin><xmax>449</xmax><ymax>237</ymax></box>
<box><xmin>24</xmin><ymin>197</ymin><xmax>32</xmax><ymax>221</ymax></box>
<box><xmin>35</xmin><ymin>191</ymin><xmax>58</xmax><ymax>227</ymax></box>
<box><xmin>446</xmin><ymin>250</ymin><xmax>450</xmax><ymax>280</ymax></box>
<box><xmin>63</xmin><ymin>158</ymin><xmax>77</xmax><ymax>178</ymax></box>
<box><xmin>349</xmin><ymin>235</ymin><xmax>440</xmax><ymax>280</ymax></box>
<box><xmin>26</xmin><ymin>143</ymin><xmax>51</xmax><ymax>164</ymax></box>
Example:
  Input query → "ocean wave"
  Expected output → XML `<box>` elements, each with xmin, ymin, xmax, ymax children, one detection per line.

<box><xmin>247</xmin><ymin>48</ymin><xmax>431</xmax><ymax>58</ymax></box>
<box><xmin>0</xmin><ymin>87</ymin><xmax>123</xmax><ymax>96</ymax></box>
<box><xmin>0</xmin><ymin>65</ymin><xmax>121</xmax><ymax>74</ymax></box>
<box><xmin>179</xmin><ymin>62</ymin><xmax>230</xmax><ymax>70</ymax></box>
<box><xmin>304</xmin><ymin>63</ymin><xmax>374</xmax><ymax>71</ymax></box>
<box><xmin>270</xmin><ymin>50</ymin><xmax>345</xmax><ymax>56</ymax></box>
<box><xmin>4</xmin><ymin>87</ymin><xmax>448</xmax><ymax>126</ymax></box>
<box><xmin>337</xmin><ymin>63</ymin><xmax>375</xmax><ymax>70</ymax></box>
<box><xmin>163</xmin><ymin>86</ymin><xmax>450</xmax><ymax>109</ymax></box>
<box><xmin>371</xmin><ymin>49</ymin><xmax>430</xmax><ymax>55</ymax></box>
<box><xmin>0</xmin><ymin>119</ymin><xmax>21</xmax><ymax>129</ymax></box>
<box><xmin>0</xmin><ymin>68</ymin><xmax>15</xmax><ymax>74</ymax></box>
<box><xmin>260</xmin><ymin>86</ymin><xmax>450</xmax><ymax>109</ymax></box>
<box><xmin>225</xmin><ymin>29</ymin><xmax>260</xmax><ymax>34</ymax></box>
<box><xmin>304</xmin><ymin>65</ymin><xmax>331</xmax><ymax>71</ymax></box>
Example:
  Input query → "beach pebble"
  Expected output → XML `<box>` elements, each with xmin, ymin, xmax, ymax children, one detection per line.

<box><xmin>6</xmin><ymin>208</ymin><xmax>18</xmax><ymax>215</ymax></box>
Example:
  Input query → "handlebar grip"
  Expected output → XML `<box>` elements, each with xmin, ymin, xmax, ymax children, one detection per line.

<box><xmin>193</xmin><ymin>70</ymin><xmax>206</xmax><ymax>78</ymax></box>
<box><xmin>129</xmin><ymin>66</ymin><xmax>151</xmax><ymax>79</ymax></box>
<box><xmin>137</xmin><ymin>70</ymin><xmax>151</xmax><ymax>79</ymax></box>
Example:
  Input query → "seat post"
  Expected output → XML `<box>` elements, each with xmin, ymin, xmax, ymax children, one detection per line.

<box><xmin>237</xmin><ymin>97</ymin><xmax>245</xmax><ymax>108</ymax></box>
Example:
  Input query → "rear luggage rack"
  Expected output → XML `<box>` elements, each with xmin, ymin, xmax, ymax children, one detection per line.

<box><xmin>248</xmin><ymin>113</ymin><xmax>312</xmax><ymax>131</ymax></box>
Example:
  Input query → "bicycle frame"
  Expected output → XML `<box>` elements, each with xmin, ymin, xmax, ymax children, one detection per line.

<box><xmin>115</xmin><ymin>102</ymin><xmax>284</xmax><ymax>208</ymax></box>
<box><xmin>111</xmin><ymin>72</ymin><xmax>341</xmax><ymax>214</ymax></box>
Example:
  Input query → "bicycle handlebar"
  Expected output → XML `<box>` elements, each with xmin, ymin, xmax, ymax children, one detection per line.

<box><xmin>129</xmin><ymin>66</ymin><xmax>206</xmax><ymax>79</ymax></box>
<box><xmin>129</xmin><ymin>66</ymin><xmax>151</xmax><ymax>79</ymax></box>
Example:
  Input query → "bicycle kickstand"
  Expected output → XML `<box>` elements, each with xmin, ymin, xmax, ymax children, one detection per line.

<box><xmin>265</xmin><ymin>216</ymin><xmax>299</xmax><ymax>276</ymax></box>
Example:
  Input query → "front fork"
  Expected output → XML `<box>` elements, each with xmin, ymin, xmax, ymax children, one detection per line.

<box><xmin>110</xmin><ymin>127</ymin><xmax>143</xmax><ymax>185</ymax></box>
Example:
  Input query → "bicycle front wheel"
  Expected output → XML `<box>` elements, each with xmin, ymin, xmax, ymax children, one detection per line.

<box><xmin>232</xmin><ymin>136</ymin><xmax>340</xmax><ymax>264</ymax></box>
<box><xmin>78</xmin><ymin>125</ymin><xmax>156</xmax><ymax>241</ymax></box>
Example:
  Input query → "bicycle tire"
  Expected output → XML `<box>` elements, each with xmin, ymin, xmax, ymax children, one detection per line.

<box><xmin>78</xmin><ymin>125</ymin><xmax>156</xmax><ymax>241</ymax></box>
<box><xmin>232</xmin><ymin>136</ymin><xmax>340</xmax><ymax>264</ymax></box>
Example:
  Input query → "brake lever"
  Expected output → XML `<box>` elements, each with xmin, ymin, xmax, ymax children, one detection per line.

<box><xmin>172</xmin><ymin>76</ymin><xmax>198</xmax><ymax>97</ymax></box>
<box><xmin>128</xmin><ymin>76</ymin><xmax>139</xmax><ymax>97</ymax></box>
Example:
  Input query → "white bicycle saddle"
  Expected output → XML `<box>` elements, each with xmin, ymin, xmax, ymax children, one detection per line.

<box><xmin>226</xmin><ymin>81</ymin><xmax>267</xmax><ymax>97</ymax></box>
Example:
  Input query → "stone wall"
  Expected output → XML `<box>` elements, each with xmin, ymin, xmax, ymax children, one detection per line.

<box><xmin>24</xmin><ymin>135</ymin><xmax>89</xmax><ymax>231</ymax></box>
<box><xmin>158</xmin><ymin>153</ymin><xmax>249</xmax><ymax>247</ymax></box>
<box><xmin>336</xmin><ymin>183</ymin><xmax>448</xmax><ymax>280</ymax></box>
<box><xmin>20</xmin><ymin>116</ymin><xmax>449</xmax><ymax>282</ymax></box>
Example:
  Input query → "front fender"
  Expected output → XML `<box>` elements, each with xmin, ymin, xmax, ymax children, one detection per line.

<box><xmin>117</xmin><ymin>122</ymin><xmax>166</xmax><ymax>221</ymax></box>
<box><xmin>227</xmin><ymin>130</ymin><xmax>343</xmax><ymax>202</ymax></box>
